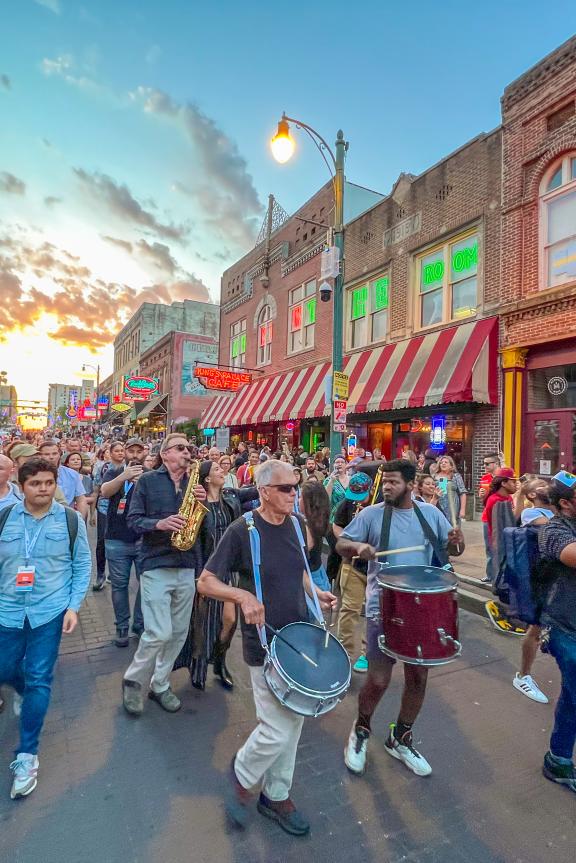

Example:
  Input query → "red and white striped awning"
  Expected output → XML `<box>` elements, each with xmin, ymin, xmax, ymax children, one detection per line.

<box><xmin>199</xmin><ymin>361</ymin><xmax>332</xmax><ymax>429</ymax></box>
<box><xmin>199</xmin><ymin>317</ymin><xmax>498</xmax><ymax>428</ymax></box>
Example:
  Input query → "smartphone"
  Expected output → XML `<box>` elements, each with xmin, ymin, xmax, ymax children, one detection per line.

<box><xmin>437</xmin><ymin>477</ymin><xmax>448</xmax><ymax>494</ymax></box>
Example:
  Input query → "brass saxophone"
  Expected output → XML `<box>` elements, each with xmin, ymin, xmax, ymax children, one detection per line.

<box><xmin>171</xmin><ymin>460</ymin><xmax>209</xmax><ymax>551</ymax></box>
<box><xmin>370</xmin><ymin>464</ymin><xmax>384</xmax><ymax>505</ymax></box>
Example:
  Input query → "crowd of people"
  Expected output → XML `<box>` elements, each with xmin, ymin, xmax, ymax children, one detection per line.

<box><xmin>0</xmin><ymin>428</ymin><xmax>574</xmax><ymax>825</ymax></box>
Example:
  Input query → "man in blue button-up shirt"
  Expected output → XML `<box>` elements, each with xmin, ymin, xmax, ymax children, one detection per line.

<box><xmin>0</xmin><ymin>457</ymin><xmax>91</xmax><ymax>800</ymax></box>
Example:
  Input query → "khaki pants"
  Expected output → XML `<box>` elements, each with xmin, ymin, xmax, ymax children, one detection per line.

<box><xmin>234</xmin><ymin>666</ymin><xmax>305</xmax><ymax>802</ymax></box>
<box><xmin>337</xmin><ymin>562</ymin><xmax>367</xmax><ymax>658</ymax></box>
<box><xmin>124</xmin><ymin>567</ymin><xmax>195</xmax><ymax>694</ymax></box>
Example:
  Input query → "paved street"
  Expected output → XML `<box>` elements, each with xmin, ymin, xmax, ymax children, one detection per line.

<box><xmin>0</xmin><ymin>556</ymin><xmax>572</xmax><ymax>863</ymax></box>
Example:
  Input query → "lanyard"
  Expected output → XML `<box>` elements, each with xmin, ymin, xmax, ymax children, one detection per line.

<box><xmin>24</xmin><ymin>519</ymin><xmax>46</xmax><ymax>564</ymax></box>
<box><xmin>124</xmin><ymin>481</ymin><xmax>133</xmax><ymax>496</ymax></box>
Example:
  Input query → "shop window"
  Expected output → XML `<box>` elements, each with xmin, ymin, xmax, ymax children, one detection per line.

<box><xmin>347</xmin><ymin>274</ymin><xmax>389</xmax><ymax>349</ymax></box>
<box><xmin>230</xmin><ymin>318</ymin><xmax>247</xmax><ymax>368</ymax></box>
<box><xmin>540</xmin><ymin>153</ymin><xmax>576</xmax><ymax>289</ymax></box>
<box><xmin>288</xmin><ymin>280</ymin><xmax>316</xmax><ymax>354</ymax></box>
<box><xmin>257</xmin><ymin>305</ymin><xmax>273</xmax><ymax>366</ymax></box>
<box><xmin>527</xmin><ymin>364</ymin><xmax>576</xmax><ymax>410</ymax></box>
<box><xmin>416</xmin><ymin>232</ymin><xmax>478</xmax><ymax>329</ymax></box>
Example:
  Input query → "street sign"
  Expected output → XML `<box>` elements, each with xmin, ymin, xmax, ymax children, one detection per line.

<box><xmin>216</xmin><ymin>426</ymin><xmax>230</xmax><ymax>450</ymax></box>
<box><xmin>334</xmin><ymin>400</ymin><xmax>347</xmax><ymax>424</ymax></box>
<box><xmin>334</xmin><ymin>423</ymin><xmax>347</xmax><ymax>433</ymax></box>
<box><xmin>332</xmin><ymin>371</ymin><xmax>349</xmax><ymax>400</ymax></box>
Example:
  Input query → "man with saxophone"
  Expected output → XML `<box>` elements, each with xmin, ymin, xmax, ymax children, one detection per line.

<box><xmin>121</xmin><ymin>433</ymin><xmax>207</xmax><ymax>716</ymax></box>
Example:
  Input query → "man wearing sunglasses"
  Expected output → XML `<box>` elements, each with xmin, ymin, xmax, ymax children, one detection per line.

<box><xmin>121</xmin><ymin>433</ymin><xmax>207</xmax><ymax>716</ymax></box>
<box><xmin>197</xmin><ymin>460</ymin><xmax>336</xmax><ymax>836</ymax></box>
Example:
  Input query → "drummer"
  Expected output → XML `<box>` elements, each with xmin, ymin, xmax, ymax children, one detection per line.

<box><xmin>336</xmin><ymin>459</ymin><xmax>464</xmax><ymax>778</ymax></box>
<box><xmin>197</xmin><ymin>460</ymin><xmax>336</xmax><ymax>836</ymax></box>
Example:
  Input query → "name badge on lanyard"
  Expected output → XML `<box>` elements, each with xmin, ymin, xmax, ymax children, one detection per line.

<box><xmin>117</xmin><ymin>481</ymin><xmax>133</xmax><ymax>515</ymax></box>
<box><xmin>18</xmin><ymin>520</ymin><xmax>44</xmax><ymax>592</ymax></box>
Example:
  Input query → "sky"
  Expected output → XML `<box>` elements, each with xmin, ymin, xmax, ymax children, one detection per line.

<box><xmin>1</xmin><ymin>0</ymin><xmax>575</xmax><ymax>404</ymax></box>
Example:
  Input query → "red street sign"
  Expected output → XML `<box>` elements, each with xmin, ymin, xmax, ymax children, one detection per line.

<box><xmin>194</xmin><ymin>367</ymin><xmax>252</xmax><ymax>391</ymax></box>
<box><xmin>334</xmin><ymin>400</ymin><xmax>347</xmax><ymax>424</ymax></box>
<box><xmin>334</xmin><ymin>400</ymin><xmax>347</xmax><ymax>410</ymax></box>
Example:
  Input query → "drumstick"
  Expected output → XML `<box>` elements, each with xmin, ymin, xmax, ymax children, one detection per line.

<box><xmin>446</xmin><ymin>484</ymin><xmax>461</xmax><ymax>553</ymax></box>
<box><xmin>264</xmin><ymin>623</ymin><xmax>319</xmax><ymax>668</ymax></box>
<box><xmin>351</xmin><ymin>544</ymin><xmax>425</xmax><ymax>562</ymax></box>
<box><xmin>324</xmin><ymin>608</ymin><xmax>332</xmax><ymax>648</ymax></box>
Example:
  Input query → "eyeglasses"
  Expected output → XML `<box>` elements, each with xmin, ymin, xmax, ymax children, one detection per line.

<box><xmin>266</xmin><ymin>483</ymin><xmax>299</xmax><ymax>494</ymax></box>
<box><xmin>165</xmin><ymin>444</ymin><xmax>190</xmax><ymax>452</ymax></box>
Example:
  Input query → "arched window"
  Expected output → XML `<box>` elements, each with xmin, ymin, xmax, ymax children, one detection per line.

<box><xmin>257</xmin><ymin>305</ymin><xmax>273</xmax><ymax>365</ymax></box>
<box><xmin>540</xmin><ymin>153</ymin><xmax>576</xmax><ymax>289</ymax></box>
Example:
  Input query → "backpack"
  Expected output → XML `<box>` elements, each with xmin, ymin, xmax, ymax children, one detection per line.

<box><xmin>494</xmin><ymin>525</ymin><xmax>553</xmax><ymax>624</ymax></box>
<box><xmin>0</xmin><ymin>504</ymin><xmax>79</xmax><ymax>558</ymax></box>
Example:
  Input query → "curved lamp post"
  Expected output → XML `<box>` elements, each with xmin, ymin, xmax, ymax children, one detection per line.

<box><xmin>271</xmin><ymin>113</ymin><xmax>348</xmax><ymax>461</ymax></box>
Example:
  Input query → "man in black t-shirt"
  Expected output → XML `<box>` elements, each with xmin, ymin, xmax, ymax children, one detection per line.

<box><xmin>198</xmin><ymin>460</ymin><xmax>336</xmax><ymax>836</ymax></box>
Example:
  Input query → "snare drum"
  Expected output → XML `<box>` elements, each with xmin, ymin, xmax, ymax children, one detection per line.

<box><xmin>264</xmin><ymin>622</ymin><xmax>351</xmax><ymax>717</ymax></box>
<box><xmin>377</xmin><ymin>565</ymin><xmax>461</xmax><ymax>666</ymax></box>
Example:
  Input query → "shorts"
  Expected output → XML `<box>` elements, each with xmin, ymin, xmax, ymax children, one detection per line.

<box><xmin>366</xmin><ymin>618</ymin><xmax>396</xmax><ymax>665</ymax></box>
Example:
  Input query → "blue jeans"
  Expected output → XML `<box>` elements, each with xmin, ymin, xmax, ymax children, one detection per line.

<box><xmin>105</xmin><ymin>539</ymin><xmax>144</xmax><ymax>631</ymax></box>
<box><xmin>482</xmin><ymin>522</ymin><xmax>493</xmax><ymax>581</ymax></box>
<box><xmin>548</xmin><ymin>627</ymin><xmax>576</xmax><ymax>761</ymax></box>
<box><xmin>0</xmin><ymin>612</ymin><xmax>64</xmax><ymax>755</ymax></box>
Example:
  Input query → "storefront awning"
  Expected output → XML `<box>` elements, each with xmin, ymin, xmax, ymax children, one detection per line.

<box><xmin>135</xmin><ymin>394</ymin><xmax>168</xmax><ymax>420</ymax></box>
<box><xmin>199</xmin><ymin>361</ymin><xmax>332</xmax><ymax>429</ymax></box>
<box><xmin>344</xmin><ymin>317</ymin><xmax>498</xmax><ymax>414</ymax></box>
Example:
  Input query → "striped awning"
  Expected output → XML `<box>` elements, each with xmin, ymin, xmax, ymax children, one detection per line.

<box><xmin>344</xmin><ymin>316</ymin><xmax>498</xmax><ymax>414</ymax></box>
<box><xmin>199</xmin><ymin>361</ymin><xmax>332</xmax><ymax>429</ymax></box>
<box><xmin>200</xmin><ymin>317</ymin><xmax>498</xmax><ymax>428</ymax></box>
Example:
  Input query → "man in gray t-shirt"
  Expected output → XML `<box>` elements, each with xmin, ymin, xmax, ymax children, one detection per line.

<box><xmin>337</xmin><ymin>459</ymin><xmax>464</xmax><ymax>780</ymax></box>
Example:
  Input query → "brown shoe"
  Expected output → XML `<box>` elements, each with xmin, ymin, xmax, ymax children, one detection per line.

<box><xmin>226</xmin><ymin>756</ymin><xmax>253</xmax><ymax>828</ymax></box>
<box><xmin>257</xmin><ymin>793</ymin><xmax>310</xmax><ymax>836</ymax></box>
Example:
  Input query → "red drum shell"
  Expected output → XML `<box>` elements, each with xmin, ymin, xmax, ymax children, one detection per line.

<box><xmin>378</xmin><ymin>583</ymin><xmax>460</xmax><ymax>665</ymax></box>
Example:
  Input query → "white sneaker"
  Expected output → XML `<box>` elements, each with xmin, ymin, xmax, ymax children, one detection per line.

<box><xmin>385</xmin><ymin>728</ymin><xmax>432</xmax><ymax>776</ymax></box>
<box><xmin>10</xmin><ymin>753</ymin><xmax>39</xmax><ymax>799</ymax></box>
<box><xmin>513</xmin><ymin>673</ymin><xmax>549</xmax><ymax>704</ymax></box>
<box><xmin>13</xmin><ymin>692</ymin><xmax>23</xmax><ymax>718</ymax></box>
<box><xmin>344</xmin><ymin>722</ymin><xmax>370</xmax><ymax>775</ymax></box>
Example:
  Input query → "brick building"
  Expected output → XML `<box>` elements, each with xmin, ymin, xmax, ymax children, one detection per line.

<box><xmin>499</xmin><ymin>36</ymin><xmax>576</xmax><ymax>476</ymax></box>
<box><xmin>200</xmin><ymin>181</ymin><xmax>384</xmax><ymax>451</ymax></box>
<box><xmin>339</xmin><ymin>130</ymin><xmax>502</xmax><ymax>496</ymax></box>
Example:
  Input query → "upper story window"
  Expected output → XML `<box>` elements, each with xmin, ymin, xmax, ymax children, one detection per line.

<box><xmin>288</xmin><ymin>280</ymin><xmax>316</xmax><ymax>354</ymax></box>
<box><xmin>257</xmin><ymin>305</ymin><xmax>273</xmax><ymax>366</ymax></box>
<box><xmin>347</xmin><ymin>274</ymin><xmax>389</xmax><ymax>350</ymax></box>
<box><xmin>416</xmin><ymin>231</ymin><xmax>478</xmax><ymax>329</ymax></box>
<box><xmin>230</xmin><ymin>319</ymin><xmax>247</xmax><ymax>368</ymax></box>
<box><xmin>540</xmin><ymin>153</ymin><xmax>576</xmax><ymax>290</ymax></box>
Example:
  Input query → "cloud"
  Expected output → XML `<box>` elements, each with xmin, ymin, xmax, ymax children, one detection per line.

<box><xmin>34</xmin><ymin>0</ymin><xmax>61</xmax><ymax>12</ymax></box>
<box><xmin>44</xmin><ymin>196</ymin><xmax>62</xmax><ymax>208</ymax></box>
<box><xmin>41</xmin><ymin>54</ymin><xmax>99</xmax><ymax>92</ymax></box>
<box><xmin>102</xmin><ymin>235</ymin><xmax>133</xmax><ymax>253</ymax></box>
<box><xmin>101</xmin><ymin>235</ymin><xmax>177</xmax><ymax>274</ymax></box>
<box><xmin>134</xmin><ymin>87</ymin><xmax>263</xmax><ymax>249</ymax></box>
<box><xmin>0</xmin><ymin>172</ymin><xmax>26</xmax><ymax>195</ymax></box>
<box><xmin>0</xmin><ymin>75</ymin><xmax>10</xmax><ymax>91</ymax></box>
<box><xmin>74</xmin><ymin>168</ymin><xmax>189</xmax><ymax>242</ymax></box>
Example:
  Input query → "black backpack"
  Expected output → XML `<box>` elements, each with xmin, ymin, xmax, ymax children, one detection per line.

<box><xmin>0</xmin><ymin>504</ymin><xmax>79</xmax><ymax>558</ymax></box>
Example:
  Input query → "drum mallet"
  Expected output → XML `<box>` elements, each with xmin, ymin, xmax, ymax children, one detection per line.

<box><xmin>351</xmin><ymin>545</ymin><xmax>425</xmax><ymax>562</ymax></box>
<box><xmin>264</xmin><ymin>622</ymin><xmax>318</xmax><ymax>668</ymax></box>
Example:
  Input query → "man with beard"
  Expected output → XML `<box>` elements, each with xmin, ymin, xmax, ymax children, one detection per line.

<box><xmin>336</xmin><ymin>459</ymin><xmax>464</xmax><ymax>778</ymax></box>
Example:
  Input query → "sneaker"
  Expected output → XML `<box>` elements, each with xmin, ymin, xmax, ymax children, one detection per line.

<box><xmin>257</xmin><ymin>793</ymin><xmax>310</xmax><ymax>836</ymax></box>
<box><xmin>485</xmin><ymin>601</ymin><xmax>527</xmax><ymax>636</ymax></box>
<box><xmin>543</xmin><ymin>751</ymin><xmax>576</xmax><ymax>793</ymax></box>
<box><xmin>226</xmin><ymin>756</ymin><xmax>253</xmax><ymax>829</ymax></box>
<box><xmin>122</xmin><ymin>679</ymin><xmax>143</xmax><ymax>716</ymax></box>
<box><xmin>353</xmin><ymin>655</ymin><xmax>369</xmax><ymax>673</ymax></box>
<box><xmin>344</xmin><ymin>722</ymin><xmax>370</xmax><ymax>775</ymax></box>
<box><xmin>10</xmin><ymin>753</ymin><xmax>39</xmax><ymax>799</ymax></box>
<box><xmin>13</xmin><ymin>691</ymin><xmax>23</xmax><ymax>718</ymax></box>
<box><xmin>114</xmin><ymin>627</ymin><xmax>129</xmax><ymax>648</ymax></box>
<box><xmin>480</xmin><ymin>576</ymin><xmax>492</xmax><ymax>584</ymax></box>
<box><xmin>513</xmin><ymin>673</ymin><xmax>549</xmax><ymax>704</ymax></box>
<box><xmin>148</xmin><ymin>687</ymin><xmax>181</xmax><ymax>712</ymax></box>
<box><xmin>384</xmin><ymin>726</ymin><xmax>432</xmax><ymax>777</ymax></box>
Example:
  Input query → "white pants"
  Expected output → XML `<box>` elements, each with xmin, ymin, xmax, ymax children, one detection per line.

<box><xmin>123</xmin><ymin>567</ymin><xmax>195</xmax><ymax>694</ymax></box>
<box><xmin>234</xmin><ymin>665</ymin><xmax>305</xmax><ymax>802</ymax></box>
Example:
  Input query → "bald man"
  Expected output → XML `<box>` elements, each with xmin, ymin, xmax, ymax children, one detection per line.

<box><xmin>0</xmin><ymin>454</ymin><xmax>22</xmax><ymax>511</ymax></box>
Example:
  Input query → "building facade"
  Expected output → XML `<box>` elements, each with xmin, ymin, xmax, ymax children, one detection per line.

<box><xmin>48</xmin><ymin>380</ymin><xmax>95</xmax><ymax>421</ymax></box>
<box><xmin>499</xmin><ymin>36</ymin><xmax>576</xmax><ymax>477</ymax></box>
<box><xmin>112</xmin><ymin>300</ymin><xmax>220</xmax><ymax>400</ymax></box>
<box><xmin>0</xmin><ymin>385</ymin><xmax>18</xmax><ymax>424</ymax></box>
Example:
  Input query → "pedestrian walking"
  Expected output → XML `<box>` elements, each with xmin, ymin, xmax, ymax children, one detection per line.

<box><xmin>37</xmin><ymin>440</ymin><xmax>88</xmax><ymax>518</ymax></box>
<box><xmin>479</xmin><ymin>452</ymin><xmax>501</xmax><ymax>580</ymax></box>
<box><xmin>121</xmin><ymin>434</ymin><xmax>207</xmax><ymax>716</ymax></box>
<box><xmin>0</xmin><ymin>458</ymin><xmax>91</xmax><ymax>799</ymax></box>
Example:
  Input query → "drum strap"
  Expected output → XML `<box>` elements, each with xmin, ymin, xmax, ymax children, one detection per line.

<box><xmin>242</xmin><ymin>512</ymin><xmax>324</xmax><ymax>651</ymax></box>
<box><xmin>379</xmin><ymin>503</ymin><xmax>450</xmax><ymax>567</ymax></box>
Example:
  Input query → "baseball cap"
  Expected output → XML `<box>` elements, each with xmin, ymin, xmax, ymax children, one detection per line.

<box><xmin>345</xmin><ymin>471</ymin><xmax>372</xmax><ymax>501</ymax></box>
<box><xmin>10</xmin><ymin>443</ymin><xmax>38</xmax><ymax>460</ymax></box>
<box><xmin>495</xmin><ymin>467</ymin><xmax>517</xmax><ymax>480</ymax></box>
<box><xmin>125</xmin><ymin>436</ymin><xmax>145</xmax><ymax>448</ymax></box>
<box><xmin>552</xmin><ymin>470</ymin><xmax>576</xmax><ymax>489</ymax></box>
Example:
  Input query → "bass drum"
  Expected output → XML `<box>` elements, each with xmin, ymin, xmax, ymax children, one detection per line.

<box><xmin>264</xmin><ymin>622</ymin><xmax>351</xmax><ymax>717</ymax></box>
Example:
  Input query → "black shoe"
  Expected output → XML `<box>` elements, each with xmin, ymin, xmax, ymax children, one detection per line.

<box><xmin>543</xmin><ymin>751</ymin><xmax>576</xmax><ymax>792</ymax></box>
<box><xmin>92</xmin><ymin>577</ymin><xmax>106</xmax><ymax>592</ymax></box>
<box><xmin>114</xmin><ymin>627</ymin><xmax>129</xmax><ymax>647</ymax></box>
<box><xmin>213</xmin><ymin>640</ymin><xmax>234</xmax><ymax>690</ymax></box>
<box><xmin>257</xmin><ymin>793</ymin><xmax>310</xmax><ymax>836</ymax></box>
<box><xmin>131</xmin><ymin>626</ymin><xmax>144</xmax><ymax>638</ymax></box>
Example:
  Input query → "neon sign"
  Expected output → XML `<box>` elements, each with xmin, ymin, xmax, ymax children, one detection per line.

<box><xmin>430</xmin><ymin>416</ymin><xmax>446</xmax><ymax>448</ymax></box>
<box><xmin>194</xmin><ymin>367</ymin><xmax>252</xmax><ymax>392</ymax></box>
<box><xmin>123</xmin><ymin>376</ymin><xmax>160</xmax><ymax>401</ymax></box>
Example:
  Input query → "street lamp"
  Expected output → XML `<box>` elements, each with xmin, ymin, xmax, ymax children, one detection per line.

<box><xmin>271</xmin><ymin>113</ymin><xmax>348</xmax><ymax>462</ymax></box>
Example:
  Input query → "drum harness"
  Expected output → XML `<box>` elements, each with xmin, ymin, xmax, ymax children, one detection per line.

<box><xmin>242</xmin><ymin>511</ymin><xmax>326</xmax><ymax>653</ymax></box>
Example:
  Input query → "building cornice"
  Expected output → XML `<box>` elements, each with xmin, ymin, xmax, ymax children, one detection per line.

<box><xmin>498</xmin><ymin>282</ymin><xmax>576</xmax><ymax>324</ymax></box>
<box><xmin>281</xmin><ymin>238</ymin><xmax>325</xmax><ymax>276</ymax></box>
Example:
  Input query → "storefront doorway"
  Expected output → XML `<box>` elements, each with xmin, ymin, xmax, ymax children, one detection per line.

<box><xmin>526</xmin><ymin>412</ymin><xmax>576</xmax><ymax>476</ymax></box>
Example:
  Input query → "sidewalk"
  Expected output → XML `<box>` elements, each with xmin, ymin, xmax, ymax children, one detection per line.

<box><xmin>0</xmin><ymin>572</ymin><xmax>571</xmax><ymax>863</ymax></box>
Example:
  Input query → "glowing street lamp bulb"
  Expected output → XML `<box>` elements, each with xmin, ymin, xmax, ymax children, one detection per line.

<box><xmin>271</xmin><ymin>118</ymin><xmax>295</xmax><ymax>164</ymax></box>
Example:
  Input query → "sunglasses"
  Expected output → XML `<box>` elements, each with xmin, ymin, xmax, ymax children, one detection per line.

<box><xmin>165</xmin><ymin>444</ymin><xmax>190</xmax><ymax>452</ymax></box>
<box><xmin>267</xmin><ymin>483</ymin><xmax>299</xmax><ymax>494</ymax></box>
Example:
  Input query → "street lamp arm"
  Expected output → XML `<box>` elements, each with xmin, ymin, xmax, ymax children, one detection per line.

<box><xmin>281</xmin><ymin>114</ymin><xmax>337</xmax><ymax>172</ymax></box>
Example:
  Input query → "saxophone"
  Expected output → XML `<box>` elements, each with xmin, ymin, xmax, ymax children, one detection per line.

<box><xmin>171</xmin><ymin>460</ymin><xmax>209</xmax><ymax>551</ymax></box>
